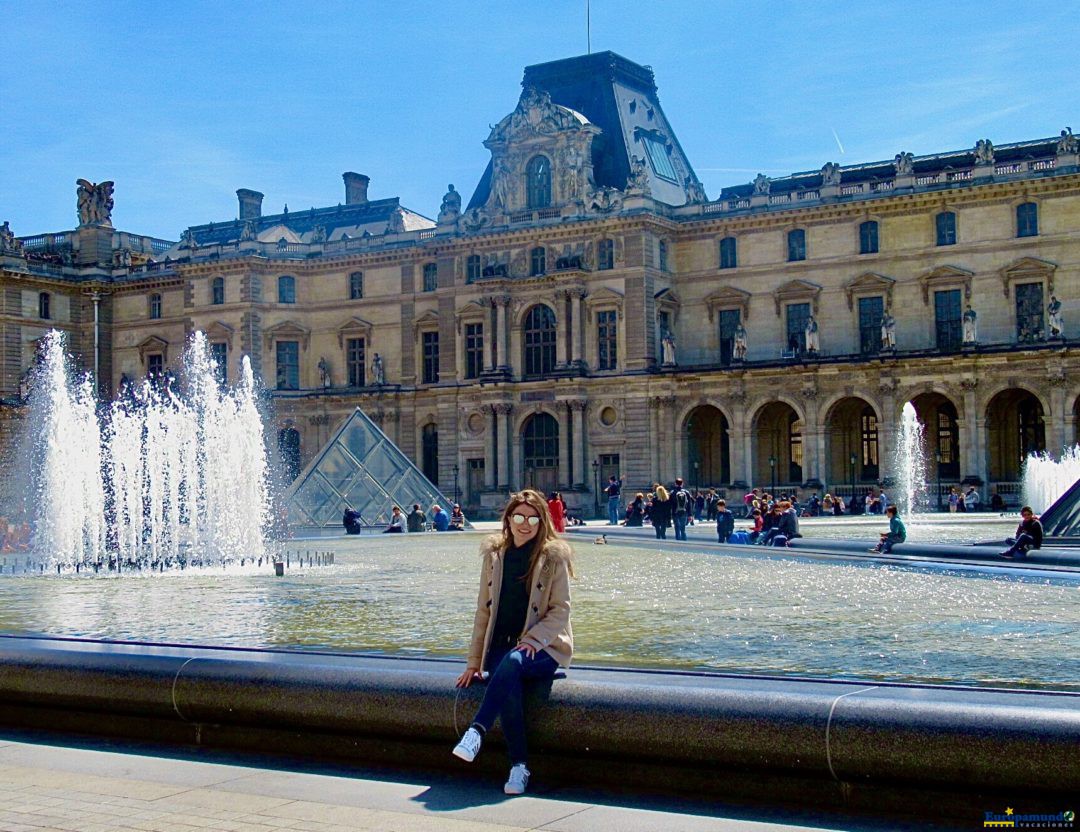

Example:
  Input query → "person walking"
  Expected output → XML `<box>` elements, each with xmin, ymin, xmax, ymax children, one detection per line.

<box><xmin>650</xmin><ymin>484</ymin><xmax>672</xmax><ymax>539</ymax></box>
<box><xmin>453</xmin><ymin>490</ymin><xmax>575</xmax><ymax>796</ymax></box>
<box><xmin>870</xmin><ymin>505</ymin><xmax>907</xmax><ymax>554</ymax></box>
<box><xmin>671</xmin><ymin>478</ymin><xmax>692</xmax><ymax>541</ymax></box>
<box><xmin>999</xmin><ymin>506</ymin><xmax>1043</xmax><ymax>560</ymax></box>
<box><xmin>605</xmin><ymin>475</ymin><xmax>622</xmax><ymax>525</ymax></box>
<box><xmin>547</xmin><ymin>491</ymin><xmax>566</xmax><ymax>534</ymax></box>
<box><xmin>715</xmin><ymin>499</ymin><xmax>735</xmax><ymax>543</ymax></box>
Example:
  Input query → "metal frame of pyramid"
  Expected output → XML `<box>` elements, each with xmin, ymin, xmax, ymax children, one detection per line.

<box><xmin>283</xmin><ymin>407</ymin><xmax>470</xmax><ymax>531</ymax></box>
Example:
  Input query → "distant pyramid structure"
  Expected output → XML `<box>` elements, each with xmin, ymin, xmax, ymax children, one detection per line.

<box><xmin>284</xmin><ymin>408</ymin><xmax>467</xmax><ymax>530</ymax></box>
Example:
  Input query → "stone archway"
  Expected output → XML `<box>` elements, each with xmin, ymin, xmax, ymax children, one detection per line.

<box><xmin>987</xmin><ymin>389</ymin><xmax>1045</xmax><ymax>481</ymax></box>
<box><xmin>684</xmin><ymin>405</ymin><xmax>730</xmax><ymax>488</ymax></box>
<box><xmin>824</xmin><ymin>397</ymin><xmax>879</xmax><ymax>487</ymax></box>
<box><xmin>522</xmin><ymin>412</ymin><xmax>559</xmax><ymax>495</ymax></box>
<box><xmin>910</xmin><ymin>392</ymin><xmax>961</xmax><ymax>489</ymax></box>
<box><xmin>752</xmin><ymin>402</ymin><xmax>803</xmax><ymax>490</ymax></box>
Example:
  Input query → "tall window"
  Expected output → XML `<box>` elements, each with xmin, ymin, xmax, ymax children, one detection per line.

<box><xmin>861</xmin><ymin>406</ymin><xmax>880</xmax><ymax>480</ymax></box>
<box><xmin>278</xmin><ymin>275</ymin><xmax>296</xmax><ymax>304</ymax></box>
<box><xmin>526</xmin><ymin>155</ymin><xmax>551</xmax><ymax>209</ymax></box>
<box><xmin>719</xmin><ymin>236</ymin><xmax>737</xmax><ymax>269</ymax></box>
<box><xmin>147</xmin><ymin>353</ymin><xmax>164</xmax><ymax>381</ymax></box>
<box><xmin>346</xmin><ymin>337</ymin><xmax>366</xmax><ymax>387</ymax></box>
<box><xmin>523</xmin><ymin>413</ymin><xmax>559</xmax><ymax>492</ymax></box>
<box><xmin>858</xmin><ymin>296</ymin><xmax>884</xmax><ymax>355</ymax></box>
<box><xmin>788</xmin><ymin>416</ymin><xmax>803</xmax><ymax>483</ymax></box>
<box><xmin>523</xmin><ymin>304</ymin><xmax>557</xmax><ymax>378</ymax></box>
<box><xmin>464</xmin><ymin>323</ymin><xmax>484</xmax><ymax>380</ymax></box>
<box><xmin>597</xmin><ymin>310</ymin><xmax>617</xmax><ymax>371</ymax></box>
<box><xmin>38</xmin><ymin>292</ymin><xmax>50</xmax><ymax>320</ymax></box>
<box><xmin>149</xmin><ymin>293</ymin><xmax>162</xmax><ymax>320</ymax></box>
<box><xmin>934</xmin><ymin>289</ymin><xmax>962</xmax><ymax>351</ymax></box>
<box><xmin>349</xmin><ymin>271</ymin><xmax>364</xmax><ymax>299</ymax></box>
<box><xmin>422</xmin><ymin>263</ymin><xmax>438</xmax><ymax>292</ymax></box>
<box><xmin>937</xmin><ymin>406</ymin><xmax>960</xmax><ymax>480</ymax></box>
<box><xmin>658</xmin><ymin>240</ymin><xmax>669</xmax><ymax>272</ymax></box>
<box><xmin>1015</xmin><ymin>282</ymin><xmax>1045</xmax><ymax>342</ymax></box>
<box><xmin>718</xmin><ymin>309</ymin><xmax>740</xmax><ymax>366</ymax></box>
<box><xmin>786</xmin><ymin>302</ymin><xmax>810</xmax><ymax>353</ymax></box>
<box><xmin>278</xmin><ymin>428</ymin><xmax>301</xmax><ymax>484</ymax></box>
<box><xmin>275</xmin><ymin>341</ymin><xmax>299</xmax><ymax>389</ymax></box>
<box><xmin>935</xmin><ymin>211</ymin><xmax>957</xmax><ymax>246</ymax></box>
<box><xmin>422</xmin><ymin>424</ymin><xmax>439</xmax><ymax>484</ymax></box>
<box><xmin>598</xmin><ymin>239</ymin><xmax>614</xmax><ymax>271</ymax></box>
<box><xmin>210</xmin><ymin>342</ymin><xmax>227</xmax><ymax>385</ymax></box>
<box><xmin>859</xmin><ymin>221</ymin><xmax>879</xmax><ymax>254</ymax></box>
<box><xmin>422</xmin><ymin>331</ymin><xmax>440</xmax><ymax>384</ymax></box>
<box><xmin>1017</xmin><ymin>202</ymin><xmax>1039</xmax><ymax>238</ymax></box>
<box><xmin>787</xmin><ymin>229</ymin><xmax>806</xmax><ymax>262</ymax></box>
<box><xmin>466</xmin><ymin>255</ymin><xmax>481</xmax><ymax>283</ymax></box>
<box><xmin>211</xmin><ymin>276</ymin><xmax>225</xmax><ymax>305</ymax></box>
<box><xmin>530</xmin><ymin>247</ymin><xmax>546</xmax><ymax>277</ymax></box>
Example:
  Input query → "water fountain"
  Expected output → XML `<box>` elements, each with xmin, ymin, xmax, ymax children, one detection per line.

<box><xmin>27</xmin><ymin>330</ymin><xmax>270</xmax><ymax>569</ymax></box>
<box><xmin>1022</xmin><ymin>445</ymin><xmax>1080</xmax><ymax>514</ymax></box>
<box><xmin>892</xmin><ymin>401</ymin><xmax>928</xmax><ymax>517</ymax></box>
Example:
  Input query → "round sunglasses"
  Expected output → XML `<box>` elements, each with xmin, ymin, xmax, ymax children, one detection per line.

<box><xmin>511</xmin><ymin>513</ymin><xmax>541</xmax><ymax>527</ymax></box>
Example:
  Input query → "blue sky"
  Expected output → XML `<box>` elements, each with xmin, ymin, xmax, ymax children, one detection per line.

<box><xmin>2</xmin><ymin>0</ymin><xmax>1077</xmax><ymax>240</ymax></box>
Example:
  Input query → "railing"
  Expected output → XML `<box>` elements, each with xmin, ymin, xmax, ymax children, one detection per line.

<box><xmin>798</xmin><ymin>190</ymin><xmax>819</xmax><ymax>200</ymax></box>
<box><xmin>18</xmin><ymin>232</ymin><xmax>73</xmax><ymax>251</ymax></box>
<box><xmin>509</xmin><ymin>210</ymin><xmax>532</xmax><ymax>224</ymax></box>
<box><xmin>915</xmin><ymin>174</ymin><xmax>941</xmax><ymax>186</ymax></box>
<box><xmin>995</xmin><ymin>163</ymin><xmax>1022</xmax><ymax>175</ymax></box>
<box><xmin>417</xmin><ymin>229</ymin><xmax>436</xmax><ymax>240</ymax></box>
<box><xmin>768</xmin><ymin>194</ymin><xmax>791</xmax><ymax>205</ymax></box>
<box><xmin>1032</xmin><ymin>159</ymin><xmax>1055</xmax><ymax>171</ymax></box>
<box><xmin>840</xmin><ymin>183</ymin><xmax>865</xmax><ymax>195</ymax></box>
<box><xmin>537</xmin><ymin>207</ymin><xmax>560</xmax><ymax>219</ymax></box>
<box><xmin>948</xmin><ymin>170</ymin><xmax>972</xmax><ymax>182</ymax></box>
<box><xmin>870</xmin><ymin>180</ymin><xmax>894</xmax><ymax>192</ymax></box>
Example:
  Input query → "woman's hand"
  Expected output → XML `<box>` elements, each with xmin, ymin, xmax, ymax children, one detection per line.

<box><xmin>516</xmin><ymin>643</ymin><xmax>537</xmax><ymax>658</ymax></box>
<box><xmin>455</xmin><ymin>666</ymin><xmax>482</xmax><ymax>688</ymax></box>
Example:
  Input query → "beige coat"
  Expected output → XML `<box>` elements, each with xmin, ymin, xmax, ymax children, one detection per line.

<box><xmin>467</xmin><ymin>535</ymin><xmax>574</xmax><ymax>671</ymax></box>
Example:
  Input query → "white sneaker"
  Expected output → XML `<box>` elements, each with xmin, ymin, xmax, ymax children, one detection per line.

<box><xmin>503</xmin><ymin>763</ymin><xmax>530</xmax><ymax>795</ymax></box>
<box><xmin>452</xmin><ymin>727</ymin><xmax>483</xmax><ymax>762</ymax></box>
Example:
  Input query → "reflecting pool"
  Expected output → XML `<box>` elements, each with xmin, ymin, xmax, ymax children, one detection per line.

<box><xmin>0</xmin><ymin>533</ymin><xmax>1076</xmax><ymax>691</ymax></box>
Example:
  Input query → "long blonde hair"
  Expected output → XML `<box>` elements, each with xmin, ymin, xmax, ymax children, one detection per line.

<box><xmin>497</xmin><ymin>489</ymin><xmax>573</xmax><ymax>578</ymax></box>
<box><xmin>655</xmin><ymin>485</ymin><xmax>670</xmax><ymax>502</ymax></box>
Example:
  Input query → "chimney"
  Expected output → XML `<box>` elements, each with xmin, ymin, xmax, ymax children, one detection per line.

<box><xmin>236</xmin><ymin>189</ymin><xmax>264</xmax><ymax>220</ymax></box>
<box><xmin>343</xmin><ymin>172</ymin><xmax>370</xmax><ymax>205</ymax></box>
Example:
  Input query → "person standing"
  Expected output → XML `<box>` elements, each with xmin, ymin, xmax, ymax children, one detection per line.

<box><xmin>671</xmin><ymin>478</ymin><xmax>691</xmax><ymax>541</ymax></box>
<box><xmin>453</xmin><ymin>490</ymin><xmax>575</xmax><ymax>796</ymax></box>
<box><xmin>715</xmin><ymin>499</ymin><xmax>735</xmax><ymax>543</ymax></box>
<box><xmin>547</xmin><ymin>492</ymin><xmax>566</xmax><ymax>534</ymax></box>
<box><xmin>965</xmin><ymin>486</ymin><xmax>980</xmax><ymax>511</ymax></box>
<box><xmin>870</xmin><ymin>505</ymin><xmax>907</xmax><ymax>554</ymax></box>
<box><xmin>605</xmin><ymin>475</ymin><xmax>622</xmax><ymax>526</ymax></box>
<box><xmin>650</xmin><ymin>485</ymin><xmax>672</xmax><ymax>539</ymax></box>
<box><xmin>999</xmin><ymin>506</ymin><xmax>1043</xmax><ymax>560</ymax></box>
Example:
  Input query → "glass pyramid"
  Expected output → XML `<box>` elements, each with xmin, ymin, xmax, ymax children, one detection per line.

<box><xmin>284</xmin><ymin>407</ymin><xmax>469</xmax><ymax>530</ymax></box>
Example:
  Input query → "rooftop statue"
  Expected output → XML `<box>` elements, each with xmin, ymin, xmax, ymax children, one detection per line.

<box><xmin>821</xmin><ymin>162</ymin><xmax>842</xmax><ymax>186</ymax></box>
<box><xmin>974</xmin><ymin>138</ymin><xmax>995</xmax><ymax>165</ymax></box>
<box><xmin>76</xmin><ymin>179</ymin><xmax>114</xmax><ymax>227</ymax></box>
<box><xmin>0</xmin><ymin>221</ymin><xmax>22</xmax><ymax>253</ymax></box>
<box><xmin>752</xmin><ymin>173</ymin><xmax>770</xmax><ymax>195</ymax></box>
<box><xmin>438</xmin><ymin>184</ymin><xmax>462</xmax><ymax>223</ymax></box>
<box><xmin>1057</xmin><ymin>127</ymin><xmax>1078</xmax><ymax>155</ymax></box>
<box><xmin>894</xmin><ymin>152</ymin><xmax>915</xmax><ymax>176</ymax></box>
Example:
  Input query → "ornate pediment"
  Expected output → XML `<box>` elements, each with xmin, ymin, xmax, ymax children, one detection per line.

<box><xmin>138</xmin><ymin>335</ymin><xmax>169</xmax><ymax>364</ymax></box>
<box><xmin>263</xmin><ymin>319</ymin><xmax>310</xmax><ymax>349</ymax></box>
<box><xmin>454</xmin><ymin>301</ymin><xmax>488</xmax><ymax>333</ymax></box>
<box><xmin>999</xmin><ymin>256</ymin><xmax>1057</xmax><ymax>298</ymax></box>
<box><xmin>336</xmin><ymin>316</ymin><xmax>373</xmax><ymax>348</ymax></box>
<box><xmin>411</xmin><ymin>309</ymin><xmax>441</xmax><ymax>336</ymax></box>
<box><xmin>918</xmin><ymin>265</ymin><xmax>973</xmax><ymax>304</ymax></box>
<box><xmin>844</xmin><ymin>272</ymin><xmax>895</xmax><ymax>309</ymax></box>
<box><xmin>772</xmin><ymin>279</ymin><xmax>822</xmax><ymax>316</ymax></box>
<box><xmin>704</xmin><ymin>286</ymin><xmax>752</xmax><ymax>321</ymax></box>
<box><xmin>585</xmin><ymin>286</ymin><xmax>625</xmax><ymax>321</ymax></box>
<box><xmin>487</xmin><ymin>88</ymin><xmax>592</xmax><ymax>145</ymax></box>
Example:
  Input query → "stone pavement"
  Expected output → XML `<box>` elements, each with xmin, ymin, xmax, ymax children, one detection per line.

<box><xmin>0</xmin><ymin>737</ymin><xmax>920</xmax><ymax>832</ymax></box>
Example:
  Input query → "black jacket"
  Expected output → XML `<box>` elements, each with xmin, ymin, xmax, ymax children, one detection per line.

<box><xmin>1016</xmin><ymin>517</ymin><xmax>1044</xmax><ymax>549</ymax></box>
<box><xmin>650</xmin><ymin>497</ymin><xmax>672</xmax><ymax>528</ymax></box>
<box><xmin>715</xmin><ymin>509</ymin><xmax>735</xmax><ymax>539</ymax></box>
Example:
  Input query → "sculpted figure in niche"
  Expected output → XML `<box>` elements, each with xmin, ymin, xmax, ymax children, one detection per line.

<box><xmin>371</xmin><ymin>353</ymin><xmax>386</xmax><ymax>386</ymax></box>
<box><xmin>661</xmin><ymin>329</ymin><xmax>677</xmax><ymax>366</ymax></box>
<box><xmin>492</xmin><ymin>158</ymin><xmax>512</xmax><ymax>209</ymax></box>
<box><xmin>880</xmin><ymin>309</ymin><xmax>896</xmax><ymax>350</ymax></box>
<box><xmin>561</xmin><ymin>145</ymin><xmax>582</xmax><ymax>199</ymax></box>
<box><xmin>1047</xmin><ymin>295</ymin><xmax>1064</xmax><ymax>340</ymax></box>
<box><xmin>733</xmin><ymin>322</ymin><xmax>748</xmax><ymax>361</ymax></box>
<box><xmin>626</xmin><ymin>156</ymin><xmax>650</xmax><ymax>194</ymax></box>
<box><xmin>962</xmin><ymin>304</ymin><xmax>978</xmax><ymax>344</ymax></box>
<box><xmin>438</xmin><ymin>184</ymin><xmax>461</xmax><ymax>223</ymax></box>
<box><xmin>805</xmin><ymin>315</ymin><xmax>820</xmax><ymax>354</ymax></box>
<box><xmin>318</xmin><ymin>357</ymin><xmax>331</xmax><ymax>389</ymax></box>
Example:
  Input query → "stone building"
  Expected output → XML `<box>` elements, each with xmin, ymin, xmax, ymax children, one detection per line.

<box><xmin>2</xmin><ymin>51</ymin><xmax>1079</xmax><ymax>517</ymax></box>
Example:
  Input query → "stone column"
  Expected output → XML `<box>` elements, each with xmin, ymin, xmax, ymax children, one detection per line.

<box><xmin>495</xmin><ymin>297</ymin><xmax>510</xmax><ymax>370</ymax></box>
<box><xmin>800</xmin><ymin>387</ymin><xmax>821</xmax><ymax>486</ymax></box>
<box><xmin>960</xmin><ymin>379</ymin><xmax>981</xmax><ymax>482</ymax></box>
<box><xmin>649</xmin><ymin>397</ymin><xmax>663</xmax><ymax>481</ymax></box>
<box><xmin>1048</xmin><ymin>376</ymin><xmax>1069</xmax><ymax>454</ymax></box>
<box><xmin>569</xmin><ymin>399</ymin><xmax>588</xmax><ymax>488</ymax></box>
<box><xmin>656</xmin><ymin>396</ymin><xmax>676</xmax><ymax>483</ymax></box>
<box><xmin>571</xmin><ymin>289</ymin><xmax>585</xmax><ymax>368</ymax></box>
<box><xmin>495</xmin><ymin>403</ymin><xmax>514</xmax><ymax>490</ymax></box>
<box><xmin>557</xmin><ymin>403</ymin><xmax>572</xmax><ymax>488</ymax></box>
<box><xmin>483</xmin><ymin>405</ymin><xmax>496</xmax><ymax>489</ymax></box>
<box><xmin>742</xmin><ymin>427</ymin><xmax>755</xmax><ymax>487</ymax></box>
<box><xmin>554</xmin><ymin>291</ymin><xmax>569</xmax><ymax>369</ymax></box>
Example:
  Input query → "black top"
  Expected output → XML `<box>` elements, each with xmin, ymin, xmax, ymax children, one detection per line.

<box><xmin>606</xmin><ymin>479</ymin><xmax>621</xmax><ymax>497</ymax></box>
<box><xmin>1017</xmin><ymin>517</ymin><xmax>1044</xmax><ymax>549</ymax></box>
<box><xmin>489</xmin><ymin>543</ymin><xmax>533</xmax><ymax>656</ymax></box>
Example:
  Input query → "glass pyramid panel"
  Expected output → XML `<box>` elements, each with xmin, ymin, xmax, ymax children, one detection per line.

<box><xmin>284</xmin><ymin>407</ymin><xmax>470</xmax><ymax>531</ymax></box>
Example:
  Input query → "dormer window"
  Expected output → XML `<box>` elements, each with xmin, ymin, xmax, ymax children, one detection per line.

<box><xmin>526</xmin><ymin>155</ymin><xmax>551</xmax><ymax>209</ymax></box>
<box><xmin>641</xmin><ymin>133</ymin><xmax>677</xmax><ymax>181</ymax></box>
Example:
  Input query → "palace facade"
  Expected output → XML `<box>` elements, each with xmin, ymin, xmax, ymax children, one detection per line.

<box><xmin>2</xmin><ymin>52</ymin><xmax>1079</xmax><ymax>517</ymax></box>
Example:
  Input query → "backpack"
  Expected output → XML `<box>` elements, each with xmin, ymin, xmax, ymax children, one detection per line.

<box><xmin>675</xmin><ymin>489</ymin><xmax>690</xmax><ymax>513</ymax></box>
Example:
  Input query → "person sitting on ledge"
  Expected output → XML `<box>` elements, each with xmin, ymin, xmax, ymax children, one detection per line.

<box><xmin>870</xmin><ymin>505</ymin><xmax>906</xmax><ymax>554</ymax></box>
<box><xmin>449</xmin><ymin>504</ymin><xmax>466</xmax><ymax>530</ymax></box>
<box><xmin>999</xmin><ymin>506</ymin><xmax>1043</xmax><ymax>560</ymax></box>
<box><xmin>383</xmin><ymin>506</ymin><xmax>405</xmax><ymax>533</ymax></box>
<box><xmin>431</xmin><ymin>504</ymin><xmax>450</xmax><ymax>531</ymax></box>
<box><xmin>453</xmin><ymin>489</ymin><xmax>574</xmax><ymax>797</ymax></box>
<box><xmin>406</xmin><ymin>503</ymin><xmax>426</xmax><ymax>533</ymax></box>
<box><xmin>342</xmin><ymin>506</ymin><xmax>363</xmax><ymax>535</ymax></box>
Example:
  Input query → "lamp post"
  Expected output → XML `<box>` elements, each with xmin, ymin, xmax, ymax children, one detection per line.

<box><xmin>935</xmin><ymin>451</ymin><xmax>942</xmax><ymax>512</ymax></box>
<box><xmin>592</xmin><ymin>459</ymin><xmax>600</xmax><ymax>519</ymax></box>
<box><xmin>769</xmin><ymin>455</ymin><xmax>776</xmax><ymax>497</ymax></box>
<box><xmin>452</xmin><ymin>463</ymin><xmax>459</xmax><ymax>506</ymax></box>
<box><xmin>693</xmin><ymin>460</ymin><xmax>700</xmax><ymax>493</ymax></box>
<box><xmin>849</xmin><ymin>452</ymin><xmax>857</xmax><ymax>514</ymax></box>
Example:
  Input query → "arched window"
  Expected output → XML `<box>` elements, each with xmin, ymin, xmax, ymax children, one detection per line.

<box><xmin>526</xmin><ymin>155</ymin><xmax>552</xmax><ymax>209</ymax></box>
<box><xmin>859</xmin><ymin>220</ymin><xmax>879</xmax><ymax>254</ymax></box>
<box><xmin>1017</xmin><ymin>202</ymin><xmax>1038</xmax><ymax>238</ymax></box>
<box><xmin>523</xmin><ymin>304</ymin><xmax>557</xmax><ymax>378</ymax></box>
<box><xmin>718</xmin><ymin>236</ymin><xmax>737</xmax><ymax>269</ymax></box>
<box><xmin>422</xmin><ymin>423</ymin><xmax>439</xmax><ymax>485</ymax></box>
<box><xmin>422</xmin><ymin>262</ymin><xmax>438</xmax><ymax>292</ymax></box>
<box><xmin>349</xmin><ymin>271</ymin><xmax>364</xmax><ymax>299</ymax></box>
<box><xmin>466</xmin><ymin>255</ymin><xmax>481</xmax><ymax>283</ymax></box>
<box><xmin>530</xmin><ymin>246</ymin><xmax>546</xmax><ymax>276</ymax></box>
<box><xmin>860</xmin><ymin>406</ymin><xmax>879</xmax><ymax>480</ymax></box>
<box><xmin>149</xmin><ymin>293</ymin><xmax>162</xmax><ymax>320</ymax></box>
<box><xmin>38</xmin><ymin>292</ymin><xmax>50</xmax><ymax>320</ymax></box>
<box><xmin>278</xmin><ymin>275</ymin><xmax>296</xmax><ymax>304</ymax></box>
<box><xmin>211</xmin><ymin>276</ymin><xmax>225</xmax><ymax>305</ymax></box>
<box><xmin>278</xmin><ymin>428</ymin><xmax>301</xmax><ymax>484</ymax></box>
<box><xmin>597</xmin><ymin>239</ymin><xmax>614</xmax><ymax>271</ymax></box>
<box><xmin>935</xmin><ymin>211</ymin><xmax>957</xmax><ymax>246</ymax></box>
<box><xmin>787</xmin><ymin>229</ymin><xmax>806</xmax><ymax>261</ymax></box>
<box><xmin>523</xmin><ymin>413</ymin><xmax>559</xmax><ymax>493</ymax></box>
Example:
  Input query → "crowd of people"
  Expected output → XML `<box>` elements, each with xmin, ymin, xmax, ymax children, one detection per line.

<box><xmin>342</xmin><ymin>502</ymin><xmax>468</xmax><ymax>535</ymax></box>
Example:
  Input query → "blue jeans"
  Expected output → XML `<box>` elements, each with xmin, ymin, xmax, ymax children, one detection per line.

<box><xmin>673</xmin><ymin>512</ymin><xmax>688</xmax><ymax>540</ymax></box>
<box><xmin>607</xmin><ymin>496</ymin><xmax>620</xmax><ymax>525</ymax></box>
<box><xmin>1002</xmin><ymin>533</ymin><xmax>1035</xmax><ymax>559</ymax></box>
<box><xmin>472</xmin><ymin>648</ymin><xmax>558</xmax><ymax>765</ymax></box>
